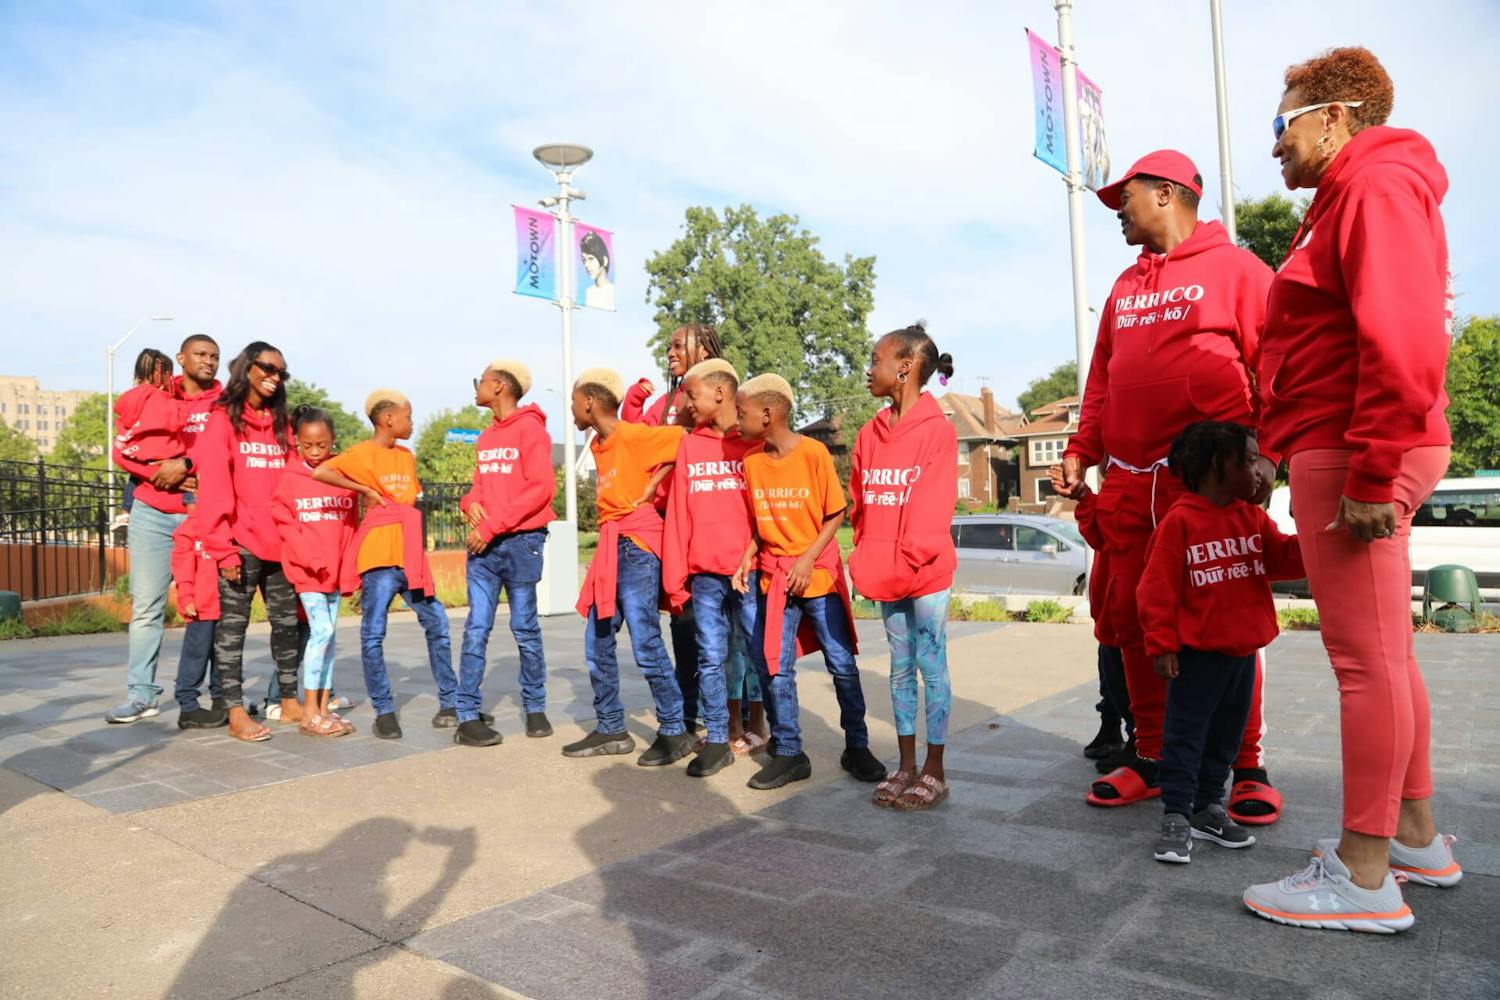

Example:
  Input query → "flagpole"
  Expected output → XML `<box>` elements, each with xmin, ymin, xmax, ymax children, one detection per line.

<box><xmin>1210</xmin><ymin>0</ymin><xmax>1237</xmax><ymax>240</ymax></box>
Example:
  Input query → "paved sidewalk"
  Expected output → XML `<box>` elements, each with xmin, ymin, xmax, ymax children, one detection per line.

<box><xmin>1</xmin><ymin>612</ymin><xmax>1496</xmax><ymax>999</ymax></box>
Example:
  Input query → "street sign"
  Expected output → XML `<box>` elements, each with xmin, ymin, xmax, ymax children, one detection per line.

<box><xmin>444</xmin><ymin>428</ymin><xmax>480</xmax><ymax>444</ymax></box>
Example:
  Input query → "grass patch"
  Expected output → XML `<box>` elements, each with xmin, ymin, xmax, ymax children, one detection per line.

<box><xmin>2</xmin><ymin>603</ymin><xmax>131</xmax><ymax>639</ymax></box>
<box><xmin>1277</xmin><ymin>607</ymin><xmax>1320</xmax><ymax>630</ymax></box>
<box><xmin>0</xmin><ymin>617</ymin><xmax>32</xmax><ymax>640</ymax></box>
<box><xmin>951</xmin><ymin>599</ymin><xmax>1012</xmax><ymax>623</ymax></box>
<box><xmin>1024</xmin><ymin>599</ymin><xmax>1073</xmax><ymax>624</ymax></box>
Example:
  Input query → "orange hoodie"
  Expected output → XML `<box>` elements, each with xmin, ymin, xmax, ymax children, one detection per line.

<box><xmin>271</xmin><ymin>458</ymin><xmax>359</xmax><ymax>593</ymax></box>
<box><xmin>195</xmin><ymin>404</ymin><xmax>291</xmax><ymax>568</ymax></box>
<box><xmin>459</xmin><ymin>403</ymin><xmax>556</xmax><ymax>542</ymax></box>
<box><xmin>848</xmin><ymin>392</ymin><xmax>958</xmax><ymax>601</ymax></box>
<box><xmin>661</xmin><ymin>425</ymin><xmax>762</xmax><ymax>609</ymax></box>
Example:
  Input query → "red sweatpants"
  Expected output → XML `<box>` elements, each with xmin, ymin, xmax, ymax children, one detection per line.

<box><xmin>1290</xmin><ymin>446</ymin><xmax>1448</xmax><ymax>836</ymax></box>
<box><xmin>1094</xmin><ymin>467</ymin><xmax>1265</xmax><ymax>765</ymax></box>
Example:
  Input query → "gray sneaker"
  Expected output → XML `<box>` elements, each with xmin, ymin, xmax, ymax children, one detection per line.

<box><xmin>1313</xmin><ymin>833</ymin><xmax>1462</xmax><ymax>887</ymax></box>
<box><xmin>105</xmin><ymin>700</ymin><xmax>160</xmax><ymax>724</ymax></box>
<box><xmin>1243</xmin><ymin>847</ymin><xmax>1414</xmax><ymax>933</ymax></box>
<box><xmin>1191</xmin><ymin>804</ymin><xmax>1256</xmax><ymax>849</ymax></box>
<box><xmin>1154</xmin><ymin>813</ymin><xmax>1193</xmax><ymax>864</ymax></box>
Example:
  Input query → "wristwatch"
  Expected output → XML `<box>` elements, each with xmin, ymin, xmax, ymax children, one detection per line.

<box><xmin>182</xmin><ymin>456</ymin><xmax>195</xmax><ymax>472</ymax></box>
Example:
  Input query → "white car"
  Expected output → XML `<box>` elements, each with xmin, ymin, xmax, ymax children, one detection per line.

<box><xmin>949</xmin><ymin>514</ymin><xmax>1088</xmax><ymax>596</ymax></box>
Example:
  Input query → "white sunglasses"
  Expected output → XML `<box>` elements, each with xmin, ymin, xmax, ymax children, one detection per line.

<box><xmin>1273</xmin><ymin>100</ymin><xmax>1363</xmax><ymax>141</ymax></box>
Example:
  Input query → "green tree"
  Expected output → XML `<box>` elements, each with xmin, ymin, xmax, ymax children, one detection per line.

<box><xmin>1017</xmin><ymin>361</ymin><xmax>1078</xmax><ymax>417</ymax></box>
<box><xmin>552</xmin><ymin>464</ymin><xmax>599</xmax><ymax>532</ymax></box>
<box><xmin>285</xmin><ymin>379</ymin><xmax>369</xmax><ymax>448</ymax></box>
<box><xmin>644</xmin><ymin>204</ymin><xmax>879</xmax><ymax>431</ymax></box>
<box><xmin>1234</xmin><ymin>193</ymin><xmax>1308</xmax><ymax>271</ymax></box>
<box><xmin>1446</xmin><ymin>315</ymin><xmax>1500</xmax><ymax>476</ymax></box>
<box><xmin>48</xmin><ymin>393</ymin><xmax>110</xmax><ymax>468</ymax></box>
<box><xmin>414</xmin><ymin>406</ymin><xmax>488</xmax><ymax>484</ymax></box>
<box><xmin>0</xmin><ymin>416</ymin><xmax>38</xmax><ymax>463</ymax></box>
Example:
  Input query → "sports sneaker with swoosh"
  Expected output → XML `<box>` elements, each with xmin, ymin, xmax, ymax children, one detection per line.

<box><xmin>1313</xmin><ymin>833</ymin><xmax>1462</xmax><ymax>887</ymax></box>
<box><xmin>1243</xmin><ymin>847</ymin><xmax>1414</xmax><ymax>933</ymax></box>
<box><xmin>1191</xmin><ymin>804</ymin><xmax>1255</xmax><ymax>849</ymax></box>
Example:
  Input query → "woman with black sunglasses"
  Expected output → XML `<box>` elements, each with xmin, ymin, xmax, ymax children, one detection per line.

<box><xmin>194</xmin><ymin>342</ymin><xmax>300</xmax><ymax>742</ymax></box>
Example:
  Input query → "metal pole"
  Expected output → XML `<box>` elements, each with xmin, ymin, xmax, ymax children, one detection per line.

<box><xmin>1210</xmin><ymin>0</ymin><xmax>1237</xmax><ymax>241</ymax></box>
<box><xmin>556</xmin><ymin>174</ymin><xmax>579</xmax><ymax>526</ymax></box>
<box><xmin>105</xmin><ymin>315</ymin><xmax>172</xmax><ymax>513</ymax></box>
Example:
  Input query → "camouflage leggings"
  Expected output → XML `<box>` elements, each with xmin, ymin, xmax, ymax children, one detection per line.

<box><xmin>213</xmin><ymin>548</ymin><xmax>301</xmax><ymax>709</ymax></box>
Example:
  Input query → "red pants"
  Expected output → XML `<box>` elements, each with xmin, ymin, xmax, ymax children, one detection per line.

<box><xmin>1290</xmin><ymin>446</ymin><xmax>1448</xmax><ymax>836</ymax></box>
<box><xmin>1094</xmin><ymin>467</ymin><xmax>1264</xmax><ymax>765</ymax></box>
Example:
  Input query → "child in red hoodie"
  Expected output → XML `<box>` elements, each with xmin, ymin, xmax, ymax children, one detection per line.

<box><xmin>169</xmin><ymin>512</ymin><xmax>225</xmax><ymax>729</ymax></box>
<box><xmin>272</xmin><ymin>405</ymin><xmax>359</xmax><ymax>738</ymax></box>
<box><xmin>1138</xmin><ymin>421</ymin><xmax>1303</xmax><ymax>865</ymax></box>
<box><xmin>457</xmin><ymin>360</ymin><xmax>556</xmax><ymax>747</ymax></box>
<box><xmin>661</xmin><ymin>358</ymin><xmax>763</xmax><ymax>777</ymax></box>
<box><xmin>850</xmin><ymin>323</ymin><xmax>958</xmax><ymax>811</ymax></box>
<box><xmin>114</xmin><ymin>348</ymin><xmax>180</xmax><ymax>515</ymax></box>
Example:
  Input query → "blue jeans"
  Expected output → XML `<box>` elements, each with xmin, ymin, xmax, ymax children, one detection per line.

<box><xmin>125</xmin><ymin>502</ymin><xmax>186</xmax><ymax>704</ymax></box>
<box><xmin>300</xmin><ymin>592</ymin><xmax>340</xmax><ymax>691</ymax></box>
<box><xmin>690</xmin><ymin>572</ymin><xmax>760</xmax><ymax>744</ymax></box>
<box><xmin>359</xmin><ymin>567</ymin><xmax>456</xmax><ymax>716</ymax></box>
<box><xmin>584</xmin><ymin>539</ymin><xmax>684</xmax><ymax>736</ymax></box>
<box><xmin>881</xmin><ymin>590</ymin><xmax>953</xmax><ymax>745</ymax></box>
<box><xmin>751</xmin><ymin>591</ymin><xmax>868</xmax><ymax>757</ymax></box>
<box><xmin>461</xmin><ymin>529</ymin><xmax>548</xmax><ymax>721</ymax></box>
<box><xmin>173</xmin><ymin>619</ymin><xmax>223</xmax><ymax>712</ymax></box>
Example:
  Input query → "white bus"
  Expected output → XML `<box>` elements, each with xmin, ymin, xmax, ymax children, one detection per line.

<box><xmin>1267</xmin><ymin>477</ymin><xmax>1500</xmax><ymax>598</ymax></box>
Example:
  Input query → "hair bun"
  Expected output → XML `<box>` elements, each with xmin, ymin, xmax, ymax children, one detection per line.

<box><xmin>291</xmin><ymin>403</ymin><xmax>311</xmax><ymax>419</ymax></box>
<box><xmin>936</xmin><ymin>352</ymin><xmax>955</xmax><ymax>379</ymax></box>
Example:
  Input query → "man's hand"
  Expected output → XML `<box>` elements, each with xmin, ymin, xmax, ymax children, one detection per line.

<box><xmin>220</xmin><ymin>564</ymin><xmax>241</xmax><ymax>584</ymax></box>
<box><xmin>152</xmin><ymin>458</ymin><xmax>191</xmax><ymax>490</ymax></box>
<box><xmin>1154</xmin><ymin>652</ymin><xmax>1179</xmax><ymax>679</ymax></box>
<box><xmin>464</xmin><ymin>502</ymin><xmax>487</xmax><ymax>529</ymax></box>
<box><xmin>786</xmin><ymin>553</ymin><xmax>815</xmax><ymax>597</ymax></box>
<box><xmin>1054</xmin><ymin>455</ymin><xmax>1087</xmax><ymax>500</ymax></box>
<box><xmin>1251</xmin><ymin>456</ymin><xmax>1278</xmax><ymax>506</ymax></box>
<box><xmin>1327</xmin><ymin>495</ymin><xmax>1397</xmax><ymax>544</ymax></box>
<box><xmin>465</xmin><ymin>527</ymin><xmax>489</xmax><ymax>555</ymax></box>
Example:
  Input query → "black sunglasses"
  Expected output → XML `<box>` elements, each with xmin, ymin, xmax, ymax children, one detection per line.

<box><xmin>252</xmin><ymin>359</ymin><xmax>291</xmax><ymax>381</ymax></box>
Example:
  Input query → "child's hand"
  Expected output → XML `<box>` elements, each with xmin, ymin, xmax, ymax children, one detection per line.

<box><xmin>1153</xmin><ymin>653</ymin><xmax>1179</xmax><ymax>679</ymax></box>
<box><xmin>464</xmin><ymin>502</ymin><xmax>487</xmax><ymax>528</ymax></box>
<box><xmin>638</xmin><ymin>378</ymin><xmax>656</xmax><ymax>398</ymax></box>
<box><xmin>220</xmin><ymin>564</ymin><xmax>241</xmax><ymax>584</ymax></box>
<box><xmin>731</xmin><ymin>555</ymin><xmax>753</xmax><ymax>594</ymax></box>
<box><xmin>786</xmin><ymin>553</ymin><xmax>815</xmax><ymax>596</ymax></box>
<box><xmin>364</xmin><ymin>486</ymin><xmax>389</xmax><ymax>507</ymax></box>
<box><xmin>465</xmin><ymin>527</ymin><xmax>488</xmax><ymax>555</ymax></box>
<box><xmin>182</xmin><ymin>602</ymin><xmax>197</xmax><ymax>620</ymax></box>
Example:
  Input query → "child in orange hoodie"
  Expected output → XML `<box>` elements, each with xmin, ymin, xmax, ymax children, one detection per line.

<box><xmin>733</xmin><ymin>374</ymin><xmax>884</xmax><ymax>791</ymax></box>
<box><xmin>850</xmin><ymin>323</ymin><xmax>958</xmax><ymax>811</ymax></box>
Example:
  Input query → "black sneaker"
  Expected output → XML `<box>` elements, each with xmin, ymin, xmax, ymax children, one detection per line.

<box><xmin>840</xmin><ymin>746</ymin><xmax>885</xmax><ymax>782</ymax></box>
<box><xmin>373</xmin><ymin>712</ymin><xmax>403</xmax><ymax>740</ymax></box>
<box><xmin>748</xmin><ymin>752</ymin><xmax>812</xmax><ymax>790</ymax></box>
<box><xmin>1154</xmin><ymin>813</ymin><xmax>1193</xmax><ymax>864</ymax></box>
<box><xmin>455</xmin><ymin>719</ymin><xmax>503</xmax><ymax>747</ymax></box>
<box><xmin>1083</xmin><ymin>719</ymin><xmax>1127</xmax><ymax>760</ymax></box>
<box><xmin>1190</xmin><ymin>804</ymin><xmax>1256</xmax><ymax>849</ymax></box>
<box><xmin>211</xmin><ymin>697</ymin><xmax>227</xmax><ymax>712</ymax></box>
<box><xmin>637</xmin><ymin>731</ymin><xmax>697</xmax><ymax>767</ymax></box>
<box><xmin>432</xmin><ymin>707</ymin><xmax>493</xmax><ymax>728</ymax></box>
<box><xmin>177</xmin><ymin>707</ymin><xmax>228</xmax><ymax>730</ymax></box>
<box><xmin>561</xmin><ymin>729</ymin><xmax>635</xmax><ymax>758</ymax></box>
<box><xmin>685</xmin><ymin>742</ymin><xmax>734</xmax><ymax>777</ymax></box>
<box><xmin>525</xmin><ymin>712</ymin><xmax>553</xmax><ymax>738</ymax></box>
<box><xmin>1094</xmin><ymin>738</ymin><xmax>1137</xmax><ymax>774</ymax></box>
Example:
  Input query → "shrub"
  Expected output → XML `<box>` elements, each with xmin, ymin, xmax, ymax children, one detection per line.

<box><xmin>0</xmin><ymin>617</ymin><xmax>33</xmax><ymax>640</ymax></box>
<box><xmin>1278</xmin><ymin>607</ymin><xmax>1320</xmax><ymax>630</ymax></box>
<box><xmin>1024</xmin><ymin>599</ymin><xmax>1073</xmax><ymax>624</ymax></box>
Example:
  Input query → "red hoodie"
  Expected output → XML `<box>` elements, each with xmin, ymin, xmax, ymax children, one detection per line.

<box><xmin>1067</xmin><ymin>221</ymin><xmax>1272</xmax><ymax>470</ymax></box>
<box><xmin>195</xmin><ymin>404</ymin><xmax>291</xmax><ymax>568</ymax></box>
<box><xmin>112</xmin><ymin>378</ymin><xmax>224</xmax><ymax>515</ymax></box>
<box><xmin>1260</xmin><ymin>127</ymin><xmax>1452</xmax><ymax>504</ymax></box>
<box><xmin>661</xmin><ymin>425</ymin><xmax>762</xmax><ymax>608</ymax></box>
<box><xmin>1137</xmin><ymin>494</ymin><xmax>1304</xmax><ymax>658</ymax></box>
<box><xmin>113</xmin><ymin>383</ymin><xmax>183</xmax><ymax>465</ymax></box>
<box><xmin>271</xmin><ymin>458</ymin><xmax>359</xmax><ymax>593</ymax></box>
<box><xmin>848</xmin><ymin>392</ymin><xmax>958</xmax><ymax>601</ymax></box>
<box><xmin>458</xmin><ymin>403</ymin><xmax>557</xmax><ymax>543</ymax></box>
<box><xmin>170</xmin><ymin>515</ymin><xmax>220</xmax><ymax>621</ymax></box>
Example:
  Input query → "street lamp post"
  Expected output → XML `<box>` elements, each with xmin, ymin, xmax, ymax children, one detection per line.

<box><xmin>105</xmin><ymin>315</ymin><xmax>173</xmax><ymax>511</ymax></box>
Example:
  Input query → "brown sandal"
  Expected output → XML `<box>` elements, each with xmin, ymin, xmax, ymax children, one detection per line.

<box><xmin>298</xmin><ymin>713</ymin><xmax>347</xmax><ymax>738</ymax></box>
<box><xmin>894</xmin><ymin>774</ymin><xmax>949</xmax><ymax>811</ymax></box>
<box><xmin>873</xmin><ymin>770</ymin><xmax>916</xmax><ymax>808</ymax></box>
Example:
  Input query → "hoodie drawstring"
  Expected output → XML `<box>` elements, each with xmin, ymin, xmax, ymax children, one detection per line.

<box><xmin>1107</xmin><ymin>455</ymin><xmax>1171</xmax><ymax>528</ymax></box>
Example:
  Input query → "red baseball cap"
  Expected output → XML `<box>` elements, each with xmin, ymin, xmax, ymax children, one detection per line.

<box><xmin>1096</xmin><ymin>150</ymin><xmax>1203</xmax><ymax>211</ymax></box>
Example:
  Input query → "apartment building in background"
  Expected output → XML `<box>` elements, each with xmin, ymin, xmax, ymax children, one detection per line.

<box><xmin>0</xmin><ymin>376</ymin><xmax>92</xmax><ymax>455</ymax></box>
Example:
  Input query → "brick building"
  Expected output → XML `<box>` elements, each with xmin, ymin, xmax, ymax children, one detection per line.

<box><xmin>0</xmin><ymin>376</ymin><xmax>92</xmax><ymax>455</ymax></box>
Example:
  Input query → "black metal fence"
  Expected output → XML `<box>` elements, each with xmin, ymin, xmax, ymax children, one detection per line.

<box><xmin>0</xmin><ymin>460</ymin><xmax>119</xmax><ymax>601</ymax></box>
<box><xmin>417</xmin><ymin>481</ymin><xmax>471</xmax><ymax>551</ymax></box>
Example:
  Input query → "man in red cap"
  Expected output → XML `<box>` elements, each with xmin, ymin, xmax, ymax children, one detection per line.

<box><xmin>1054</xmin><ymin>150</ymin><xmax>1282</xmax><ymax>820</ymax></box>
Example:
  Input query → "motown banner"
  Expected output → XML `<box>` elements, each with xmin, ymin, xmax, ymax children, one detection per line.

<box><xmin>1025</xmin><ymin>29</ymin><xmax>1111</xmax><ymax>191</ymax></box>
<box><xmin>572</xmin><ymin>222</ymin><xmax>616</xmax><ymax>311</ymax></box>
<box><xmin>513</xmin><ymin>206</ymin><xmax>557</xmax><ymax>301</ymax></box>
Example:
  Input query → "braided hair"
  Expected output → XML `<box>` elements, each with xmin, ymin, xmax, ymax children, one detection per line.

<box><xmin>668</xmin><ymin>324</ymin><xmax>725</xmax><ymax>399</ymax></box>
<box><xmin>1168</xmin><ymin>420</ymin><xmax>1252</xmax><ymax>493</ymax></box>
<box><xmin>132</xmin><ymin>348</ymin><xmax>172</xmax><ymax>385</ymax></box>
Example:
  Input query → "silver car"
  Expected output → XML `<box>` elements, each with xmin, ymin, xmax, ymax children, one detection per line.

<box><xmin>950</xmin><ymin>514</ymin><xmax>1088</xmax><ymax>595</ymax></box>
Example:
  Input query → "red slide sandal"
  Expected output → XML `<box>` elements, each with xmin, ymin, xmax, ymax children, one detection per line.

<box><xmin>1228</xmin><ymin>780</ymin><xmax>1282</xmax><ymax>825</ymax></box>
<box><xmin>1086</xmin><ymin>767</ymin><xmax>1162</xmax><ymax>808</ymax></box>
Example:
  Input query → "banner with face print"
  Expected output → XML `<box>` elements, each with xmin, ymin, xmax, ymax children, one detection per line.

<box><xmin>513</xmin><ymin>206</ymin><xmax>557</xmax><ymax>301</ymax></box>
<box><xmin>572</xmin><ymin>222</ymin><xmax>616</xmax><ymax>311</ymax></box>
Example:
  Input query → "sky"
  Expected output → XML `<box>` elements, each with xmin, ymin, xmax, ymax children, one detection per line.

<box><xmin>2</xmin><ymin>0</ymin><xmax>1497</xmax><ymax>447</ymax></box>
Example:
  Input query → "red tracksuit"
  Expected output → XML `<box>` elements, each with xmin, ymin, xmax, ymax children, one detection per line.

<box><xmin>171</xmin><ymin>515</ymin><xmax>221</xmax><ymax>621</ymax></box>
<box><xmin>1066</xmin><ymin>220</ymin><xmax>1273</xmax><ymax>763</ymax></box>
<box><xmin>847</xmin><ymin>391</ymin><xmax>958</xmax><ymax>601</ymax></box>
<box><xmin>458</xmin><ymin>404</ymin><xmax>557</xmax><ymax>543</ymax></box>
<box><xmin>661</xmin><ymin>425</ymin><xmax>762</xmax><ymax>608</ymax></box>
<box><xmin>195</xmin><ymin>405</ymin><xmax>291</xmax><ymax>568</ymax></box>
<box><xmin>271</xmin><ymin>458</ymin><xmax>359</xmax><ymax>594</ymax></box>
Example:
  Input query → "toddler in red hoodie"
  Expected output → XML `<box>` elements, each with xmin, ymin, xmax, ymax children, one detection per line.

<box><xmin>114</xmin><ymin>348</ymin><xmax>181</xmax><ymax>514</ymax></box>
<box><xmin>272</xmin><ymin>405</ymin><xmax>359</xmax><ymax>738</ymax></box>
<box><xmin>1138</xmin><ymin>421</ymin><xmax>1303</xmax><ymax>865</ymax></box>
<box><xmin>850</xmin><ymin>323</ymin><xmax>958</xmax><ymax>811</ymax></box>
<box><xmin>169</xmin><ymin>512</ymin><xmax>225</xmax><ymax>728</ymax></box>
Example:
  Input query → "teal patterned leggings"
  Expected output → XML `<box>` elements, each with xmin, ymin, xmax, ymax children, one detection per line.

<box><xmin>881</xmin><ymin>589</ymin><xmax>952</xmax><ymax>745</ymax></box>
<box><xmin>723</xmin><ymin>619</ymin><xmax>763</xmax><ymax>703</ymax></box>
